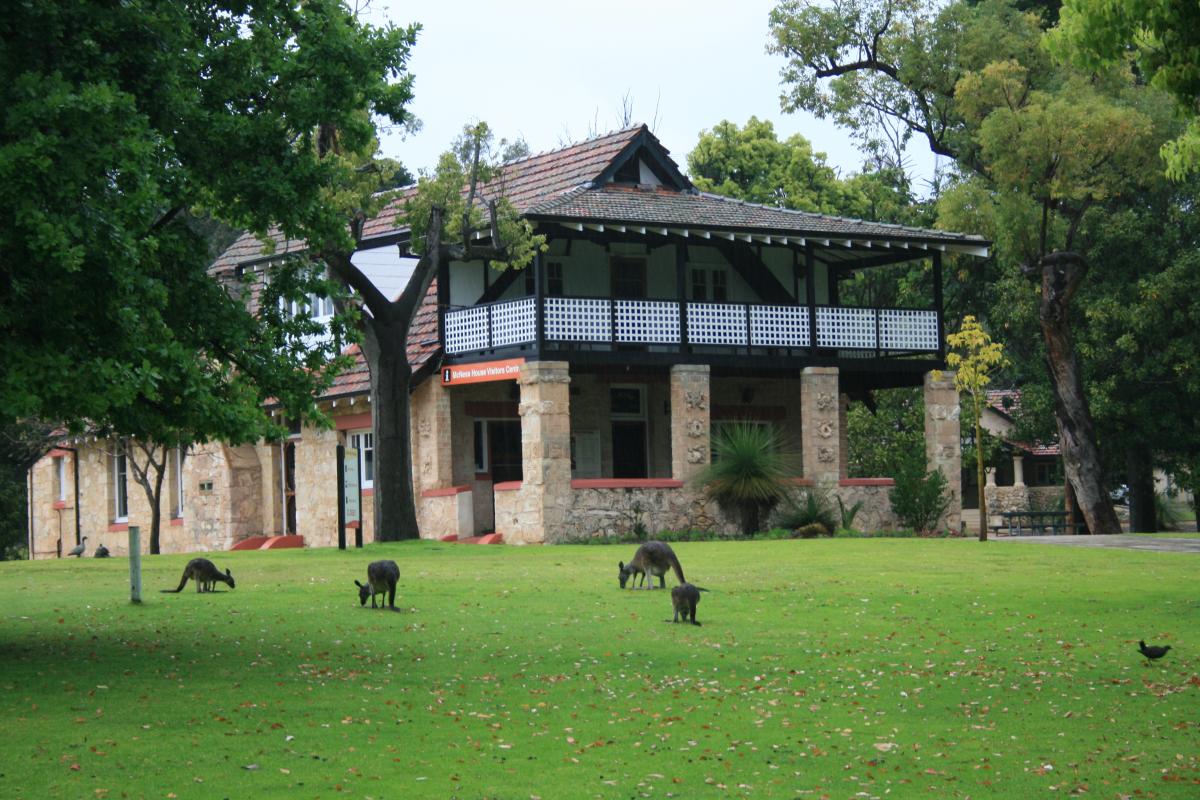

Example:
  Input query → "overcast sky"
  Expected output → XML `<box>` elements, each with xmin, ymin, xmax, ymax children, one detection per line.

<box><xmin>365</xmin><ymin>0</ymin><xmax>940</xmax><ymax>187</ymax></box>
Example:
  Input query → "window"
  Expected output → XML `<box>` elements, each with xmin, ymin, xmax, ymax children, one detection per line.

<box><xmin>169</xmin><ymin>447</ymin><xmax>185</xmax><ymax>518</ymax></box>
<box><xmin>473</xmin><ymin>420</ymin><xmax>488</xmax><ymax>473</ymax></box>
<box><xmin>350</xmin><ymin>431</ymin><xmax>374</xmax><ymax>490</ymax></box>
<box><xmin>547</xmin><ymin>262</ymin><xmax>564</xmax><ymax>297</ymax></box>
<box><xmin>112</xmin><ymin>449</ymin><xmax>128</xmax><ymax>522</ymax></box>
<box><xmin>611</xmin><ymin>256</ymin><xmax>647</xmax><ymax>299</ymax></box>
<box><xmin>691</xmin><ymin>268</ymin><xmax>708</xmax><ymax>300</ymax></box>
<box><xmin>711</xmin><ymin>270</ymin><xmax>728</xmax><ymax>302</ymax></box>
<box><xmin>610</xmin><ymin>385</ymin><xmax>645</xmax><ymax>418</ymax></box>
<box><xmin>53</xmin><ymin>456</ymin><xmax>66</xmax><ymax>502</ymax></box>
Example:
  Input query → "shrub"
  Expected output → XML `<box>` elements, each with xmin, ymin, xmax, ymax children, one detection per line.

<box><xmin>777</xmin><ymin>488</ymin><xmax>838</xmax><ymax>535</ymax></box>
<box><xmin>836</xmin><ymin>496</ymin><xmax>864</xmax><ymax>531</ymax></box>
<box><xmin>888</xmin><ymin>458</ymin><xmax>951</xmax><ymax>534</ymax></box>
<box><xmin>795</xmin><ymin>523</ymin><xmax>829</xmax><ymax>539</ymax></box>
<box><xmin>693</xmin><ymin>423</ymin><xmax>796</xmax><ymax>536</ymax></box>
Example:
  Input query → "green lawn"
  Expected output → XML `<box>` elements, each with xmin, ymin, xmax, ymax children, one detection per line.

<box><xmin>1</xmin><ymin>540</ymin><xmax>1196</xmax><ymax>799</ymax></box>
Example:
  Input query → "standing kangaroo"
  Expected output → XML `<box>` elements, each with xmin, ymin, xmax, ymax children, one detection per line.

<box><xmin>668</xmin><ymin>583</ymin><xmax>702</xmax><ymax>625</ymax></box>
<box><xmin>161</xmin><ymin>558</ymin><xmax>235</xmax><ymax>593</ymax></box>
<box><xmin>619</xmin><ymin>541</ymin><xmax>686</xmax><ymax>589</ymax></box>
<box><xmin>356</xmin><ymin>560</ymin><xmax>400</xmax><ymax>609</ymax></box>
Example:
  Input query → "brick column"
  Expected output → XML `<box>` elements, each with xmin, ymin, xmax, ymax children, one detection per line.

<box><xmin>838</xmin><ymin>393</ymin><xmax>851</xmax><ymax>480</ymax></box>
<box><xmin>516</xmin><ymin>361</ymin><xmax>572</xmax><ymax>543</ymax></box>
<box><xmin>801</xmin><ymin>367</ymin><xmax>840</xmax><ymax>485</ymax></box>
<box><xmin>924</xmin><ymin>370</ymin><xmax>962</xmax><ymax>531</ymax></box>
<box><xmin>670</xmin><ymin>364</ymin><xmax>710</xmax><ymax>482</ymax></box>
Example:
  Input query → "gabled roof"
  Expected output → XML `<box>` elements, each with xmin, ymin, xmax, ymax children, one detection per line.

<box><xmin>985</xmin><ymin>389</ymin><xmax>1060</xmax><ymax>457</ymax></box>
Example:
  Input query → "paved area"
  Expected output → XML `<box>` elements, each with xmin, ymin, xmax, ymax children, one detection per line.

<box><xmin>996</xmin><ymin>534</ymin><xmax>1200</xmax><ymax>553</ymax></box>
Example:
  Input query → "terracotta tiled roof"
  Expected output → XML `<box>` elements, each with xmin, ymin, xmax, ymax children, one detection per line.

<box><xmin>210</xmin><ymin>228</ymin><xmax>306</xmax><ymax>273</ymax></box>
<box><xmin>322</xmin><ymin>344</ymin><xmax>371</xmax><ymax>398</ymax></box>
<box><xmin>362</xmin><ymin>124</ymin><xmax>648</xmax><ymax>238</ymax></box>
<box><xmin>527</xmin><ymin>183</ymin><xmax>983</xmax><ymax>245</ymax></box>
<box><xmin>985</xmin><ymin>390</ymin><xmax>1060</xmax><ymax>456</ymax></box>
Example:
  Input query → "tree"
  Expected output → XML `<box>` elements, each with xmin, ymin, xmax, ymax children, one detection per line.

<box><xmin>694</xmin><ymin>423</ymin><xmax>796</xmax><ymax>535</ymax></box>
<box><xmin>769</xmin><ymin>0</ymin><xmax>1173</xmax><ymax>536</ymax></box>
<box><xmin>121</xmin><ymin>440</ymin><xmax>189</xmax><ymax>556</ymax></box>
<box><xmin>1</xmin><ymin>2</ymin><xmax>417</xmax><ymax>457</ymax></box>
<box><xmin>945</xmin><ymin>316</ymin><xmax>1009</xmax><ymax>541</ymax></box>
<box><xmin>1048</xmin><ymin>0</ymin><xmax>1200</xmax><ymax>179</ymax></box>
<box><xmin>317</xmin><ymin>122</ymin><xmax>544</xmax><ymax>540</ymax></box>
<box><xmin>0</xmin><ymin>420</ymin><xmax>60</xmax><ymax>559</ymax></box>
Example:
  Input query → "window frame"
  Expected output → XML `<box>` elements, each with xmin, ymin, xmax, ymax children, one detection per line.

<box><xmin>112</xmin><ymin>448</ymin><xmax>129</xmax><ymax>523</ymax></box>
<box><xmin>349</xmin><ymin>430</ymin><xmax>375</xmax><ymax>490</ymax></box>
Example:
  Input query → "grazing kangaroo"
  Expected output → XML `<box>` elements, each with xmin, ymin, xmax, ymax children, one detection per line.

<box><xmin>161</xmin><ymin>558</ymin><xmax>235</xmax><ymax>593</ymax></box>
<box><xmin>669</xmin><ymin>583</ymin><xmax>702</xmax><ymax>625</ymax></box>
<box><xmin>356</xmin><ymin>560</ymin><xmax>400</xmax><ymax>609</ymax></box>
<box><xmin>619</xmin><ymin>541</ymin><xmax>686</xmax><ymax>590</ymax></box>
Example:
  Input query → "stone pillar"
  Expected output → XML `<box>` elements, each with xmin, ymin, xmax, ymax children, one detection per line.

<box><xmin>924</xmin><ymin>370</ymin><xmax>961</xmax><ymax>531</ymax></box>
<box><xmin>800</xmin><ymin>367</ymin><xmax>840</xmax><ymax>485</ymax></box>
<box><xmin>1012</xmin><ymin>454</ymin><xmax>1025</xmax><ymax>487</ymax></box>
<box><xmin>670</xmin><ymin>364</ymin><xmax>710</xmax><ymax>482</ymax></box>
<box><xmin>412</xmin><ymin>378</ymin><xmax>454</xmax><ymax>493</ymax></box>
<box><xmin>516</xmin><ymin>361</ymin><xmax>572</xmax><ymax>543</ymax></box>
<box><xmin>838</xmin><ymin>393</ymin><xmax>851</xmax><ymax>480</ymax></box>
<box><xmin>985</xmin><ymin>467</ymin><xmax>997</xmax><ymax>487</ymax></box>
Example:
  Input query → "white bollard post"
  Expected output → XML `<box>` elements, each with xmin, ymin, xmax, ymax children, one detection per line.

<box><xmin>128</xmin><ymin>526</ymin><xmax>142</xmax><ymax>604</ymax></box>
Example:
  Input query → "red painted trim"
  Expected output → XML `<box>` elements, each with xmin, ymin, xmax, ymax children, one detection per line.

<box><xmin>231</xmin><ymin>535</ymin><xmax>271</xmax><ymax>551</ymax></box>
<box><xmin>494</xmin><ymin>481</ymin><xmax>522</xmax><ymax>492</ymax></box>
<box><xmin>108</xmin><ymin>522</ymin><xmax>129</xmax><ymax>532</ymax></box>
<box><xmin>785</xmin><ymin>477</ymin><xmax>815</xmax><ymax>486</ymax></box>
<box><xmin>362</xmin><ymin>487</ymin><xmax>374</xmax><ymax>497</ymax></box>
<box><xmin>52</xmin><ymin>500</ymin><xmax>67</xmax><ymax>510</ymax></box>
<box><xmin>169</xmin><ymin>517</ymin><xmax>184</xmax><ymax>526</ymax></box>
<box><xmin>839</xmin><ymin>478</ymin><xmax>895</xmax><ymax>487</ymax></box>
<box><xmin>48</xmin><ymin>448</ymin><xmax>73</xmax><ymax>459</ymax></box>
<box><xmin>346</xmin><ymin>520</ymin><xmax>360</xmax><ymax>529</ymax></box>
<box><xmin>260</xmin><ymin>535</ymin><xmax>304</xmax><ymax>549</ymax></box>
<box><xmin>571</xmin><ymin>478</ymin><xmax>684</xmax><ymax>490</ymax></box>
<box><xmin>334</xmin><ymin>411</ymin><xmax>373</xmax><ymax>431</ymax></box>
<box><xmin>440</xmin><ymin>533</ymin><xmax>459</xmax><ymax>542</ymax></box>
<box><xmin>421</xmin><ymin>484</ymin><xmax>472</xmax><ymax>498</ymax></box>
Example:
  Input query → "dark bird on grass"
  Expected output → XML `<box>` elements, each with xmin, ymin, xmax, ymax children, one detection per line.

<box><xmin>67</xmin><ymin>536</ymin><xmax>87</xmax><ymax>557</ymax></box>
<box><xmin>94</xmin><ymin>543</ymin><xmax>110</xmax><ymax>558</ymax></box>
<box><xmin>1138</xmin><ymin>640</ymin><xmax>1171</xmax><ymax>663</ymax></box>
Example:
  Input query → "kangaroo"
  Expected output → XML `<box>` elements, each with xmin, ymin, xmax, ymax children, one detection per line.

<box><xmin>161</xmin><ymin>558</ymin><xmax>235</xmax><ymax>593</ymax></box>
<box><xmin>619</xmin><ymin>541</ymin><xmax>686</xmax><ymax>590</ymax></box>
<box><xmin>356</xmin><ymin>560</ymin><xmax>400</xmax><ymax>609</ymax></box>
<box><xmin>668</xmin><ymin>583</ymin><xmax>702</xmax><ymax>625</ymax></box>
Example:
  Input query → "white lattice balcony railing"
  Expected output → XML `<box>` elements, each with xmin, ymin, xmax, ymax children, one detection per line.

<box><xmin>444</xmin><ymin>297</ymin><xmax>939</xmax><ymax>355</ymax></box>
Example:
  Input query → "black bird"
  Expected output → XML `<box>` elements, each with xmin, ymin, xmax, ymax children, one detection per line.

<box><xmin>1138</xmin><ymin>640</ymin><xmax>1171</xmax><ymax>663</ymax></box>
<box><xmin>94</xmin><ymin>543</ymin><xmax>110</xmax><ymax>558</ymax></box>
<box><xmin>67</xmin><ymin>536</ymin><xmax>88</xmax><ymax>557</ymax></box>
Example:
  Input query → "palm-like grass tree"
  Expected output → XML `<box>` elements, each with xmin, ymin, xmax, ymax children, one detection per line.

<box><xmin>694</xmin><ymin>422</ymin><xmax>795</xmax><ymax>535</ymax></box>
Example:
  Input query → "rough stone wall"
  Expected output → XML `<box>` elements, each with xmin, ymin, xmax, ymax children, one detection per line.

<box><xmin>290</xmin><ymin>424</ymin><xmax>339</xmax><ymax>548</ymax></box>
<box><xmin>670</xmin><ymin>365</ymin><xmax>710</xmax><ymax>481</ymax></box>
<box><xmin>28</xmin><ymin>452</ymin><xmax>74</xmax><ymax>559</ymax></box>
<box><xmin>924</xmin><ymin>371</ymin><xmax>962</xmax><ymax>531</ymax></box>
<box><xmin>417</xmin><ymin>491</ymin><xmax>473</xmax><ymax>540</ymax></box>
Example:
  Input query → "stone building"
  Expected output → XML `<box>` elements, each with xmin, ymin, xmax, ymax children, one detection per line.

<box><xmin>27</xmin><ymin>125</ymin><xmax>988</xmax><ymax>556</ymax></box>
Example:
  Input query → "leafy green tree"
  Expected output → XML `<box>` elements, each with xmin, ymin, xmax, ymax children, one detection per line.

<box><xmin>770</xmin><ymin>0</ymin><xmax>1174</xmax><ymax>535</ymax></box>
<box><xmin>1048</xmin><ymin>0</ymin><xmax>1200</xmax><ymax>179</ymax></box>
<box><xmin>945</xmin><ymin>316</ymin><xmax>1009</xmax><ymax>541</ymax></box>
<box><xmin>1</xmin><ymin>2</ymin><xmax>416</xmax><ymax>458</ymax></box>
<box><xmin>317</xmin><ymin>122</ymin><xmax>544</xmax><ymax>541</ymax></box>
<box><xmin>889</xmin><ymin>457</ymin><xmax>952</xmax><ymax>533</ymax></box>
<box><xmin>694</xmin><ymin>423</ymin><xmax>796</xmax><ymax>536</ymax></box>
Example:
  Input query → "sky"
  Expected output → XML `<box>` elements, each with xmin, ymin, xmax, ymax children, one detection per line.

<box><xmin>363</xmin><ymin>0</ymin><xmax>941</xmax><ymax>186</ymax></box>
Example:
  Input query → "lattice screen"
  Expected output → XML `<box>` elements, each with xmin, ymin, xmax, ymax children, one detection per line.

<box><xmin>491</xmin><ymin>298</ymin><xmax>537</xmax><ymax>348</ymax></box>
<box><xmin>749</xmin><ymin>305</ymin><xmax>810</xmax><ymax>347</ymax></box>
<box><xmin>815</xmin><ymin>306</ymin><xmax>877</xmax><ymax>349</ymax></box>
<box><xmin>687</xmin><ymin>302</ymin><xmax>747</xmax><ymax>346</ymax></box>
<box><xmin>544</xmin><ymin>297</ymin><xmax>611</xmax><ymax>342</ymax></box>
<box><xmin>879</xmin><ymin>309</ymin><xmax>939</xmax><ymax>351</ymax></box>
<box><xmin>615</xmin><ymin>300</ymin><xmax>680</xmax><ymax>343</ymax></box>
<box><xmin>444</xmin><ymin>306</ymin><xmax>490</xmax><ymax>354</ymax></box>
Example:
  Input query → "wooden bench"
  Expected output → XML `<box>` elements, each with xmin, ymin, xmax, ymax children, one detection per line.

<box><xmin>1000</xmin><ymin>510</ymin><xmax>1076</xmax><ymax>536</ymax></box>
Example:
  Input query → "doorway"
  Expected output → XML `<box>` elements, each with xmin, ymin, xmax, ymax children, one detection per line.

<box><xmin>611</xmin><ymin>421</ymin><xmax>648</xmax><ymax>478</ymax></box>
<box><xmin>487</xmin><ymin>420</ymin><xmax>523</xmax><ymax>483</ymax></box>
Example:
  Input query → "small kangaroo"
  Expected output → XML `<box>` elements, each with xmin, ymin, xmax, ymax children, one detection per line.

<box><xmin>669</xmin><ymin>583</ymin><xmax>702</xmax><ymax>625</ymax></box>
<box><xmin>356</xmin><ymin>560</ymin><xmax>400</xmax><ymax>609</ymax></box>
<box><xmin>619</xmin><ymin>541</ymin><xmax>686</xmax><ymax>590</ymax></box>
<box><xmin>161</xmin><ymin>558</ymin><xmax>235</xmax><ymax>593</ymax></box>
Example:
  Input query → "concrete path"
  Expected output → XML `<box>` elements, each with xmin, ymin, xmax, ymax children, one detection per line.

<box><xmin>996</xmin><ymin>534</ymin><xmax>1200</xmax><ymax>553</ymax></box>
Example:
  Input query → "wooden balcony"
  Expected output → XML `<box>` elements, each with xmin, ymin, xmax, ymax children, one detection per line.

<box><xmin>442</xmin><ymin>295</ymin><xmax>943</xmax><ymax>374</ymax></box>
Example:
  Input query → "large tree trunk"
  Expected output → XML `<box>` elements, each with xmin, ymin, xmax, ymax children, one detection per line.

<box><xmin>1126</xmin><ymin>444</ymin><xmax>1157</xmax><ymax>533</ymax></box>
<box><xmin>1038</xmin><ymin>255</ymin><xmax>1122</xmax><ymax>536</ymax></box>
<box><xmin>363</xmin><ymin>318</ymin><xmax>420</xmax><ymax>541</ymax></box>
<box><xmin>149</xmin><ymin>466</ymin><xmax>165</xmax><ymax>554</ymax></box>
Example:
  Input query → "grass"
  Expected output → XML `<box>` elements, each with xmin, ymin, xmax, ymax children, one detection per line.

<box><xmin>1</xmin><ymin>540</ymin><xmax>1197</xmax><ymax>799</ymax></box>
